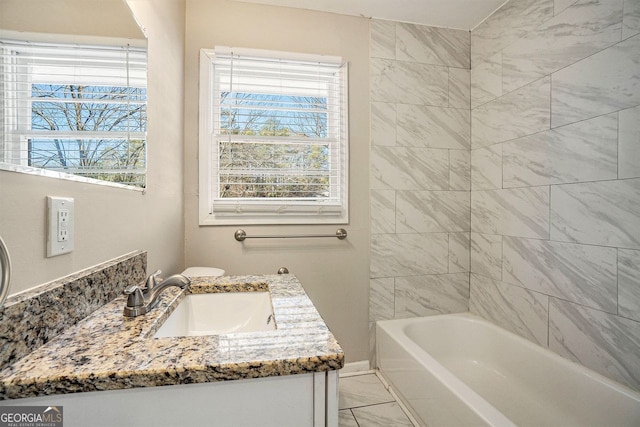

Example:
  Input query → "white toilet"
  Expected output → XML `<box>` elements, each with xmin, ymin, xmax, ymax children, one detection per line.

<box><xmin>181</xmin><ymin>267</ymin><xmax>225</xmax><ymax>277</ymax></box>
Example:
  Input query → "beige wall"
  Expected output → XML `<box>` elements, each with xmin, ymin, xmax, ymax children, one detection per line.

<box><xmin>0</xmin><ymin>0</ymin><xmax>186</xmax><ymax>294</ymax></box>
<box><xmin>184</xmin><ymin>0</ymin><xmax>370</xmax><ymax>362</ymax></box>
<box><xmin>0</xmin><ymin>0</ymin><xmax>144</xmax><ymax>39</ymax></box>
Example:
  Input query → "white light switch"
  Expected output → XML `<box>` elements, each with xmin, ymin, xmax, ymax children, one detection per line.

<box><xmin>47</xmin><ymin>196</ymin><xmax>74</xmax><ymax>257</ymax></box>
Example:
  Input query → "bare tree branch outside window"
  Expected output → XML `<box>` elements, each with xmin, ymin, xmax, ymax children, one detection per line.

<box><xmin>218</xmin><ymin>92</ymin><xmax>330</xmax><ymax>199</ymax></box>
<box><xmin>29</xmin><ymin>84</ymin><xmax>147</xmax><ymax>186</ymax></box>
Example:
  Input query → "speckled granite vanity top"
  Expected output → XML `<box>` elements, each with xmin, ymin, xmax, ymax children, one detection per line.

<box><xmin>0</xmin><ymin>274</ymin><xmax>343</xmax><ymax>399</ymax></box>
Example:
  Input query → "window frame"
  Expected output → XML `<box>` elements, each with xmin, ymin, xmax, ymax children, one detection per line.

<box><xmin>198</xmin><ymin>47</ymin><xmax>349</xmax><ymax>225</ymax></box>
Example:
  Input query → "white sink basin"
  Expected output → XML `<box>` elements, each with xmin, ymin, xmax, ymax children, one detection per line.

<box><xmin>154</xmin><ymin>292</ymin><xmax>275</xmax><ymax>338</ymax></box>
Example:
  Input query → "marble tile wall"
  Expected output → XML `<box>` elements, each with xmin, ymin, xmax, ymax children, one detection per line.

<box><xmin>619</xmin><ymin>105</ymin><xmax>640</xmax><ymax>179</ymax></box>
<box><xmin>471</xmin><ymin>187</ymin><xmax>550</xmax><ymax>239</ymax></box>
<box><xmin>470</xmin><ymin>233</ymin><xmax>502</xmax><ymax>280</ymax></box>
<box><xmin>470</xmin><ymin>274</ymin><xmax>549</xmax><ymax>346</ymax></box>
<box><xmin>550</xmin><ymin>178</ymin><xmax>640</xmax><ymax>248</ymax></box>
<box><xmin>549</xmin><ymin>299</ymin><xmax>640</xmax><ymax>390</ymax></box>
<box><xmin>623</xmin><ymin>0</ymin><xmax>640</xmax><ymax>38</ymax></box>
<box><xmin>369</xmin><ymin>20</ymin><xmax>471</xmax><ymax>362</ymax></box>
<box><xmin>502</xmin><ymin>114</ymin><xmax>618</xmax><ymax>187</ymax></box>
<box><xmin>619</xmin><ymin>249</ymin><xmax>640</xmax><ymax>322</ymax></box>
<box><xmin>471</xmin><ymin>0</ymin><xmax>554</xmax><ymax>66</ymax></box>
<box><xmin>471</xmin><ymin>76</ymin><xmax>550</xmax><ymax>149</ymax></box>
<box><xmin>501</xmin><ymin>0</ymin><xmax>624</xmax><ymax>92</ymax></box>
<box><xmin>470</xmin><ymin>0</ymin><xmax>640</xmax><ymax>391</ymax></box>
<box><xmin>552</xmin><ymin>33</ymin><xmax>640</xmax><ymax>127</ymax></box>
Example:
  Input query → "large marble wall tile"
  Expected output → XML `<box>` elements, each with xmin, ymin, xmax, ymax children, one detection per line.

<box><xmin>396</xmin><ymin>191</ymin><xmax>470</xmax><ymax>233</ymax></box>
<box><xmin>471</xmin><ymin>145</ymin><xmax>502</xmax><ymax>190</ymax></box>
<box><xmin>371</xmin><ymin>190</ymin><xmax>395</xmax><ymax>234</ymax></box>
<box><xmin>396</xmin><ymin>24</ymin><xmax>470</xmax><ymax>68</ymax></box>
<box><xmin>502</xmin><ymin>0</ymin><xmax>623</xmax><ymax>93</ymax></box>
<box><xmin>471</xmin><ymin>53</ymin><xmax>502</xmax><ymax>108</ymax></box>
<box><xmin>371</xmin><ymin>146</ymin><xmax>449</xmax><ymax>190</ymax></box>
<box><xmin>396</xmin><ymin>105</ymin><xmax>470</xmax><ymax>150</ymax></box>
<box><xmin>555</xmin><ymin>0</ymin><xmax>579</xmax><ymax>15</ymax></box>
<box><xmin>502</xmin><ymin>237</ymin><xmax>617</xmax><ymax>312</ymax></box>
<box><xmin>371</xmin><ymin>19</ymin><xmax>396</xmax><ymax>59</ymax></box>
<box><xmin>449</xmin><ymin>149</ymin><xmax>471</xmax><ymax>191</ymax></box>
<box><xmin>551</xmin><ymin>34</ymin><xmax>640</xmax><ymax>127</ymax></box>
<box><xmin>619</xmin><ymin>105</ymin><xmax>640</xmax><ymax>179</ymax></box>
<box><xmin>472</xmin><ymin>77</ymin><xmax>551</xmax><ymax>149</ymax></box>
<box><xmin>550</xmin><ymin>178</ymin><xmax>640</xmax><ymax>248</ymax></box>
<box><xmin>471</xmin><ymin>0</ymin><xmax>554</xmax><ymax>66</ymax></box>
<box><xmin>371</xmin><ymin>102</ymin><xmax>396</xmax><ymax>147</ymax></box>
<box><xmin>371</xmin><ymin>233</ymin><xmax>449</xmax><ymax>278</ymax></box>
<box><xmin>619</xmin><ymin>249</ymin><xmax>640</xmax><ymax>322</ymax></box>
<box><xmin>549</xmin><ymin>299</ymin><xmax>640</xmax><ymax>391</ymax></box>
<box><xmin>470</xmin><ymin>274</ymin><xmax>549</xmax><ymax>346</ymax></box>
<box><xmin>471</xmin><ymin>187</ymin><xmax>550</xmax><ymax>239</ymax></box>
<box><xmin>449</xmin><ymin>68</ymin><xmax>471</xmax><ymax>109</ymax></box>
<box><xmin>449</xmin><ymin>232</ymin><xmax>471</xmax><ymax>273</ymax></box>
<box><xmin>395</xmin><ymin>274</ymin><xmax>470</xmax><ymax>318</ymax></box>
<box><xmin>623</xmin><ymin>0</ymin><xmax>640</xmax><ymax>38</ymax></box>
<box><xmin>370</xmin><ymin>278</ymin><xmax>395</xmax><ymax>321</ymax></box>
<box><xmin>502</xmin><ymin>114</ymin><xmax>618</xmax><ymax>187</ymax></box>
<box><xmin>371</xmin><ymin>58</ymin><xmax>449</xmax><ymax>106</ymax></box>
<box><xmin>470</xmin><ymin>233</ymin><xmax>502</xmax><ymax>280</ymax></box>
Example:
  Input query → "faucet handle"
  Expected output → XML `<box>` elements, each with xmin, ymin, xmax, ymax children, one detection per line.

<box><xmin>124</xmin><ymin>285</ymin><xmax>145</xmax><ymax>308</ymax></box>
<box><xmin>123</xmin><ymin>285</ymin><xmax>148</xmax><ymax>317</ymax></box>
<box><xmin>145</xmin><ymin>269</ymin><xmax>162</xmax><ymax>291</ymax></box>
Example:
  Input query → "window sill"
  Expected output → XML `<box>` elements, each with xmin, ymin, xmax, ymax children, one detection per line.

<box><xmin>198</xmin><ymin>212</ymin><xmax>348</xmax><ymax>226</ymax></box>
<box><xmin>0</xmin><ymin>163</ymin><xmax>145</xmax><ymax>192</ymax></box>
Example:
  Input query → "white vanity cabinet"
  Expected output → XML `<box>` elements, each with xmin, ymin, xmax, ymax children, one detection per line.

<box><xmin>0</xmin><ymin>370</ymin><xmax>339</xmax><ymax>427</ymax></box>
<box><xmin>0</xmin><ymin>275</ymin><xmax>343</xmax><ymax>426</ymax></box>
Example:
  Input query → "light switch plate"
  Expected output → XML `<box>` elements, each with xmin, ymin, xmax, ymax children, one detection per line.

<box><xmin>47</xmin><ymin>196</ymin><xmax>74</xmax><ymax>257</ymax></box>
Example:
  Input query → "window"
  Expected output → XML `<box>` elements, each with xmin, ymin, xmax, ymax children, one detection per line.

<box><xmin>199</xmin><ymin>47</ymin><xmax>348</xmax><ymax>225</ymax></box>
<box><xmin>0</xmin><ymin>38</ymin><xmax>147</xmax><ymax>187</ymax></box>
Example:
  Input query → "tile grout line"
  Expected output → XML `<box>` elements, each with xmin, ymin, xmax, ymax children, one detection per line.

<box><xmin>375</xmin><ymin>370</ymin><xmax>421</xmax><ymax>427</ymax></box>
<box><xmin>343</xmin><ymin>400</ymin><xmax>397</xmax><ymax>411</ymax></box>
<box><xmin>349</xmin><ymin>408</ymin><xmax>361</xmax><ymax>427</ymax></box>
<box><xmin>340</xmin><ymin>371</ymin><xmax>418</xmax><ymax>425</ymax></box>
<box><xmin>340</xmin><ymin>369</ymin><xmax>377</xmax><ymax>379</ymax></box>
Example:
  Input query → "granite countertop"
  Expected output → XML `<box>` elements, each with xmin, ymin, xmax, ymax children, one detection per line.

<box><xmin>0</xmin><ymin>274</ymin><xmax>344</xmax><ymax>400</ymax></box>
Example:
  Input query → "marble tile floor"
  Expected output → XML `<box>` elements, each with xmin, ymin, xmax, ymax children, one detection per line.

<box><xmin>339</xmin><ymin>372</ymin><xmax>417</xmax><ymax>427</ymax></box>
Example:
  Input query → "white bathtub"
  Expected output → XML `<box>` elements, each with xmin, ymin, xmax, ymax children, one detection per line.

<box><xmin>376</xmin><ymin>313</ymin><xmax>640</xmax><ymax>427</ymax></box>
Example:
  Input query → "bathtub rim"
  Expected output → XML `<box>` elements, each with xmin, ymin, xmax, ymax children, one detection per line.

<box><xmin>376</xmin><ymin>313</ymin><xmax>514</xmax><ymax>426</ymax></box>
<box><xmin>376</xmin><ymin>312</ymin><xmax>640</xmax><ymax>426</ymax></box>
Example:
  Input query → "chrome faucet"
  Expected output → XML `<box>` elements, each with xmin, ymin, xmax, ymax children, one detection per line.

<box><xmin>123</xmin><ymin>270</ymin><xmax>191</xmax><ymax>317</ymax></box>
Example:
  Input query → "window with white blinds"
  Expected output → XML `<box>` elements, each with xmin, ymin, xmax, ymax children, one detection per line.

<box><xmin>0</xmin><ymin>39</ymin><xmax>147</xmax><ymax>187</ymax></box>
<box><xmin>199</xmin><ymin>47</ymin><xmax>349</xmax><ymax>225</ymax></box>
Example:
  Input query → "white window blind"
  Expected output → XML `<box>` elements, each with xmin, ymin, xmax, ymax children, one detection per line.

<box><xmin>199</xmin><ymin>47</ymin><xmax>349</xmax><ymax>225</ymax></box>
<box><xmin>0</xmin><ymin>39</ymin><xmax>147</xmax><ymax>186</ymax></box>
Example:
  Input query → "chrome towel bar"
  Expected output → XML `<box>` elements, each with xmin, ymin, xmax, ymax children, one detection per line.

<box><xmin>234</xmin><ymin>228</ymin><xmax>347</xmax><ymax>242</ymax></box>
